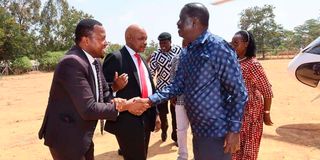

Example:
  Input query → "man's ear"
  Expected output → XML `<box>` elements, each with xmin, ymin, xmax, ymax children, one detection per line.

<box><xmin>193</xmin><ymin>17</ymin><xmax>200</xmax><ymax>28</ymax></box>
<box><xmin>81</xmin><ymin>36</ymin><xmax>89</xmax><ymax>46</ymax></box>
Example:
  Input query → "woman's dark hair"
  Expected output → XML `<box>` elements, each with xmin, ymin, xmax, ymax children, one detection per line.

<box><xmin>235</xmin><ymin>30</ymin><xmax>256</xmax><ymax>58</ymax></box>
<box><xmin>75</xmin><ymin>19</ymin><xmax>102</xmax><ymax>45</ymax></box>
<box><xmin>183</xmin><ymin>3</ymin><xmax>209</xmax><ymax>26</ymax></box>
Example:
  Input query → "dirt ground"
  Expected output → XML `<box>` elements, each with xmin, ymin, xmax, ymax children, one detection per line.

<box><xmin>1</xmin><ymin>59</ymin><xmax>320</xmax><ymax>160</ymax></box>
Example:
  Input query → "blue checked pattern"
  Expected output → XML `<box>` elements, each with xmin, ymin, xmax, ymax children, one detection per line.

<box><xmin>149</xmin><ymin>30</ymin><xmax>248</xmax><ymax>137</ymax></box>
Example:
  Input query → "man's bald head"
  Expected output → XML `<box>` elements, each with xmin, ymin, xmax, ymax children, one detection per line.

<box><xmin>125</xmin><ymin>24</ymin><xmax>147</xmax><ymax>53</ymax></box>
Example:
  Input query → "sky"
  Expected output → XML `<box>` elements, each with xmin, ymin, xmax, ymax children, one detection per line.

<box><xmin>66</xmin><ymin>0</ymin><xmax>320</xmax><ymax>46</ymax></box>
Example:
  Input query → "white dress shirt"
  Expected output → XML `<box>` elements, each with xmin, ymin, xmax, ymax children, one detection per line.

<box><xmin>125</xmin><ymin>45</ymin><xmax>153</xmax><ymax>97</ymax></box>
<box><xmin>83</xmin><ymin>50</ymin><xmax>100</xmax><ymax>102</ymax></box>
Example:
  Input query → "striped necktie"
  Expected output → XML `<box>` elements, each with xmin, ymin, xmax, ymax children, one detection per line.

<box><xmin>93</xmin><ymin>60</ymin><xmax>104</xmax><ymax>135</ymax></box>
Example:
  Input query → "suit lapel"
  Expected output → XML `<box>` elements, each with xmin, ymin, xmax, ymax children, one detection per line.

<box><xmin>121</xmin><ymin>47</ymin><xmax>142</xmax><ymax>90</ymax></box>
<box><xmin>72</xmin><ymin>46</ymin><xmax>97</xmax><ymax>100</ymax></box>
<box><xmin>121</xmin><ymin>47</ymin><xmax>155</xmax><ymax>94</ymax></box>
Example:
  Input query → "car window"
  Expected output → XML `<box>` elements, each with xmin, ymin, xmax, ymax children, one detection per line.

<box><xmin>307</xmin><ymin>45</ymin><xmax>320</xmax><ymax>55</ymax></box>
<box><xmin>296</xmin><ymin>62</ymin><xmax>320</xmax><ymax>88</ymax></box>
<box><xmin>303</xmin><ymin>37</ymin><xmax>320</xmax><ymax>55</ymax></box>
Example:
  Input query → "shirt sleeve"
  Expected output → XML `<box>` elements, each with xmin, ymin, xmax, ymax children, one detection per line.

<box><xmin>251</xmin><ymin>61</ymin><xmax>273</xmax><ymax>98</ymax></box>
<box><xmin>215</xmin><ymin>45</ymin><xmax>248</xmax><ymax>133</ymax></box>
<box><xmin>149</xmin><ymin>53</ymin><xmax>185</xmax><ymax>105</ymax></box>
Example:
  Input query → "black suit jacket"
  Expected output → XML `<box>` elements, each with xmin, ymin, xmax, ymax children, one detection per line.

<box><xmin>38</xmin><ymin>45</ymin><xmax>118</xmax><ymax>158</ymax></box>
<box><xmin>102</xmin><ymin>46</ymin><xmax>157</xmax><ymax>134</ymax></box>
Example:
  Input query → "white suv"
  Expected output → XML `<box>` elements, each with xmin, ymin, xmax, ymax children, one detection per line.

<box><xmin>288</xmin><ymin>37</ymin><xmax>320</xmax><ymax>88</ymax></box>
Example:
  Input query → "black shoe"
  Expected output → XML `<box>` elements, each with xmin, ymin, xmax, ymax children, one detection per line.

<box><xmin>117</xmin><ymin>149</ymin><xmax>123</xmax><ymax>156</ymax></box>
<box><xmin>174</xmin><ymin>141</ymin><xmax>178</xmax><ymax>147</ymax></box>
<box><xmin>161</xmin><ymin>132</ymin><xmax>167</xmax><ymax>142</ymax></box>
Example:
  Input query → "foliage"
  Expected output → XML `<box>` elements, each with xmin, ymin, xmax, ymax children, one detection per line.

<box><xmin>0</xmin><ymin>0</ymin><xmax>92</xmax><ymax>68</ymax></box>
<box><xmin>293</xmin><ymin>19</ymin><xmax>320</xmax><ymax>48</ymax></box>
<box><xmin>57</xmin><ymin>7</ymin><xmax>92</xmax><ymax>51</ymax></box>
<box><xmin>39</xmin><ymin>0</ymin><xmax>92</xmax><ymax>51</ymax></box>
<box><xmin>105</xmin><ymin>42</ymin><xmax>123</xmax><ymax>55</ymax></box>
<box><xmin>142</xmin><ymin>40</ymin><xmax>158</xmax><ymax>60</ymax></box>
<box><xmin>0</xmin><ymin>7</ymin><xmax>35</xmax><ymax>61</ymax></box>
<box><xmin>6</xmin><ymin>0</ymin><xmax>41</xmax><ymax>33</ymax></box>
<box><xmin>238</xmin><ymin>5</ymin><xmax>320</xmax><ymax>59</ymax></box>
<box><xmin>38</xmin><ymin>51</ymin><xmax>64</xmax><ymax>71</ymax></box>
<box><xmin>1</xmin><ymin>0</ymin><xmax>320</xmax><ymax>74</ymax></box>
<box><xmin>238</xmin><ymin>5</ymin><xmax>283</xmax><ymax>58</ymax></box>
<box><xmin>11</xmin><ymin>56</ymin><xmax>32</xmax><ymax>74</ymax></box>
<box><xmin>103</xmin><ymin>41</ymin><xmax>158</xmax><ymax>61</ymax></box>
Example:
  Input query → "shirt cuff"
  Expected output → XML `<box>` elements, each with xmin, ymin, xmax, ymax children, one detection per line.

<box><xmin>229</xmin><ymin>120</ymin><xmax>242</xmax><ymax>133</ymax></box>
<box><xmin>149</xmin><ymin>94</ymin><xmax>160</xmax><ymax>105</ymax></box>
<box><xmin>112</xmin><ymin>100</ymin><xmax>119</xmax><ymax>116</ymax></box>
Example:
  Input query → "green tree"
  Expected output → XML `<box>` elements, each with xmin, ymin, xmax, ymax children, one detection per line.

<box><xmin>0</xmin><ymin>0</ymin><xmax>42</xmax><ymax>60</ymax></box>
<box><xmin>238</xmin><ymin>5</ymin><xmax>282</xmax><ymax>58</ymax></box>
<box><xmin>6</xmin><ymin>0</ymin><xmax>41</xmax><ymax>33</ymax></box>
<box><xmin>0</xmin><ymin>0</ymin><xmax>93</xmax><ymax>74</ymax></box>
<box><xmin>11</xmin><ymin>56</ymin><xmax>32</xmax><ymax>74</ymax></box>
<box><xmin>278</xmin><ymin>29</ymin><xmax>296</xmax><ymax>50</ymax></box>
<box><xmin>39</xmin><ymin>0</ymin><xmax>59</xmax><ymax>51</ymax></box>
<box><xmin>142</xmin><ymin>40</ymin><xmax>158</xmax><ymax>60</ymax></box>
<box><xmin>0</xmin><ymin>7</ymin><xmax>32</xmax><ymax>61</ymax></box>
<box><xmin>105</xmin><ymin>42</ymin><xmax>122</xmax><ymax>55</ymax></box>
<box><xmin>57</xmin><ymin>7</ymin><xmax>92</xmax><ymax>50</ymax></box>
<box><xmin>38</xmin><ymin>50</ymin><xmax>64</xmax><ymax>71</ymax></box>
<box><xmin>293</xmin><ymin>19</ymin><xmax>320</xmax><ymax>48</ymax></box>
<box><xmin>39</xmin><ymin>0</ymin><xmax>92</xmax><ymax>52</ymax></box>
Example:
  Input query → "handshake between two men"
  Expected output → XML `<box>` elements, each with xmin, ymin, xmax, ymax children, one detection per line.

<box><xmin>110</xmin><ymin>72</ymin><xmax>151</xmax><ymax>116</ymax></box>
<box><xmin>112</xmin><ymin>97</ymin><xmax>151</xmax><ymax>116</ymax></box>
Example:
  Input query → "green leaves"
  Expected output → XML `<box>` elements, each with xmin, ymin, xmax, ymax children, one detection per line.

<box><xmin>11</xmin><ymin>56</ymin><xmax>32</xmax><ymax>74</ymax></box>
<box><xmin>238</xmin><ymin>5</ymin><xmax>320</xmax><ymax>58</ymax></box>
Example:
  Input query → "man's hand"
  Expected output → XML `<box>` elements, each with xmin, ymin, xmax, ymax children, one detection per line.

<box><xmin>134</xmin><ymin>97</ymin><xmax>152</xmax><ymax>106</ymax></box>
<box><xmin>126</xmin><ymin>97</ymin><xmax>151</xmax><ymax>116</ymax></box>
<box><xmin>224</xmin><ymin>132</ymin><xmax>240</xmax><ymax>154</ymax></box>
<box><xmin>154</xmin><ymin>115</ymin><xmax>161</xmax><ymax>132</ymax></box>
<box><xmin>113</xmin><ymin>98</ymin><xmax>127</xmax><ymax>112</ymax></box>
<box><xmin>112</xmin><ymin>72</ymin><xmax>128</xmax><ymax>92</ymax></box>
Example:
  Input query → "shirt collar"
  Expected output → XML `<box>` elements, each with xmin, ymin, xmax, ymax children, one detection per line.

<box><xmin>125</xmin><ymin>45</ymin><xmax>137</xmax><ymax>56</ymax></box>
<box><xmin>82</xmin><ymin>49</ymin><xmax>96</xmax><ymax>64</ymax></box>
<box><xmin>189</xmin><ymin>30</ymin><xmax>210</xmax><ymax>49</ymax></box>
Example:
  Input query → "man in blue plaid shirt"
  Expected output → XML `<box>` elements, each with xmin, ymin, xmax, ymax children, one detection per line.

<box><xmin>140</xmin><ymin>2</ymin><xmax>248</xmax><ymax>160</ymax></box>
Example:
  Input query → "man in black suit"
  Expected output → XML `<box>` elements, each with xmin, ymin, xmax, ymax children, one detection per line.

<box><xmin>38</xmin><ymin>19</ymin><xmax>149</xmax><ymax>160</ymax></box>
<box><xmin>103</xmin><ymin>24</ymin><xmax>160</xmax><ymax>160</ymax></box>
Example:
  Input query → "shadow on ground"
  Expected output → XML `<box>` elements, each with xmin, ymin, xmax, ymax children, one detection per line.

<box><xmin>147</xmin><ymin>140</ymin><xmax>177</xmax><ymax>158</ymax></box>
<box><xmin>264</xmin><ymin>123</ymin><xmax>320</xmax><ymax>148</ymax></box>
<box><xmin>95</xmin><ymin>140</ymin><xmax>177</xmax><ymax>159</ymax></box>
<box><xmin>95</xmin><ymin>150</ymin><xmax>122</xmax><ymax>160</ymax></box>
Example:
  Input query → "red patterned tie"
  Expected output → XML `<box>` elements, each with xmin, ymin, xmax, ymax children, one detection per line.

<box><xmin>134</xmin><ymin>53</ymin><xmax>149</xmax><ymax>98</ymax></box>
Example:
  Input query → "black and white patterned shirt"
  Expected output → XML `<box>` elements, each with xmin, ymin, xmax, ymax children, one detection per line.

<box><xmin>149</xmin><ymin>45</ymin><xmax>182</xmax><ymax>90</ymax></box>
<box><xmin>170</xmin><ymin>52</ymin><xmax>185</xmax><ymax>106</ymax></box>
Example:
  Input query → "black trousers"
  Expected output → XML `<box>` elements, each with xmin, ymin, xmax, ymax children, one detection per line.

<box><xmin>49</xmin><ymin>142</ymin><xmax>94</xmax><ymax>160</ymax></box>
<box><xmin>158</xmin><ymin>101</ymin><xmax>177</xmax><ymax>141</ymax></box>
<box><xmin>115</xmin><ymin>121</ymin><xmax>151</xmax><ymax>160</ymax></box>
